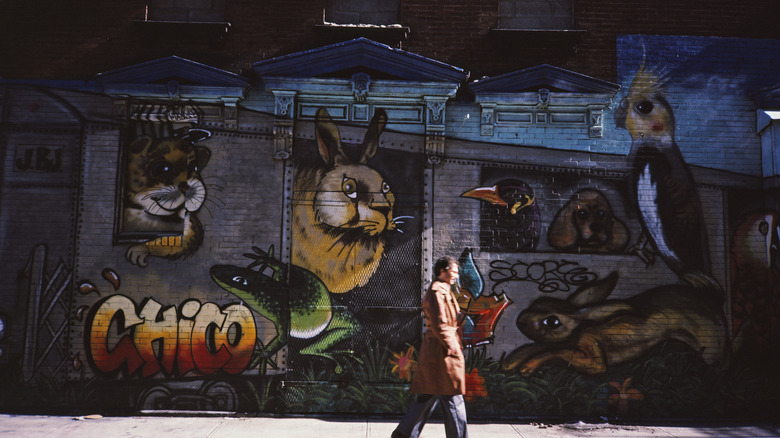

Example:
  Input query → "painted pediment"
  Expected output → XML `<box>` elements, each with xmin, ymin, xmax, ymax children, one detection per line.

<box><xmin>253</xmin><ymin>38</ymin><xmax>468</xmax><ymax>83</ymax></box>
<box><xmin>95</xmin><ymin>56</ymin><xmax>248</xmax><ymax>104</ymax></box>
<box><xmin>470</xmin><ymin>64</ymin><xmax>618</xmax><ymax>94</ymax></box>
<box><xmin>471</xmin><ymin>65</ymin><xmax>619</xmax><ymax>140</ymax></box>
<box><xmin>96</xmin><ymin>56</ymin><xmax>248</xmax><ymax>87</ymax></box>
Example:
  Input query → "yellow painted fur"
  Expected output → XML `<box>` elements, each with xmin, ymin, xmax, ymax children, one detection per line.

<box><xmin>292</xmin><ymin>108</ymin><xmax>394</xmax><ymax>293</ymax></box>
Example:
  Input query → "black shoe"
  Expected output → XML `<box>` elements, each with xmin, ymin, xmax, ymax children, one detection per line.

<box><xmin>391</xmin><ymin>430</ymin><xmax>408</xmax><ymax>438</ymax></box>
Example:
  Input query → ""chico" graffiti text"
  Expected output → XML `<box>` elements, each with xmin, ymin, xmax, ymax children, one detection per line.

<box><xmin>85</xmin><ymin>295</ymin><xmax>256</xmax><ymax>377</ymax></box>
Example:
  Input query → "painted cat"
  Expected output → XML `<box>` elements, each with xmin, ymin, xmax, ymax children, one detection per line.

<box><xmin>123</xmin><ymin>129</ymin><xmax>211</xmax><ymax>267</ymax></box>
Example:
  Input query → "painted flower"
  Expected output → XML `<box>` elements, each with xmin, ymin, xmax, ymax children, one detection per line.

<box><xmin>455</xmin><ymin>249</ymin><xmax>511</xmax><ymax>346</ymax></box>
<box><xmin>464</xmin><ymin>368</ymin><xmax>487</xmax><ymax>402</ymax></box>
<box><xmin>608</xmin><ymin>377</ymin><xmax>643</xmax><ymax>413</ymax></box>
<box><xmin>390</xmin><ymin>346</ymin><xmax>416</xmax><ymax>381</ymax></box>
<box><xmin>457</xmin><ymin>288</ymin><xmax>511</xmax><ymax>346</ymax></box>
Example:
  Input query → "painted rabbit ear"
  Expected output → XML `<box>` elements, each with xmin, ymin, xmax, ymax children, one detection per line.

<box><xmin>359</xmin><ymin>108</ymin><xmax>387</xmax><ymax>164</ymax></box>
<box><xmin>567</xmin><ymin>271</ymin><xmax>618</xmax><ymax>307</ymax></box>
<box><xmin>315</xmin><ymin>107</ymin><xmax>345</xmax><ymax>166</ymax></box>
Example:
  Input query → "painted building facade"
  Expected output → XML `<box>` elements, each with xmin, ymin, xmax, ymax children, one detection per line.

<box><xmin>1</xmin><ymin>34</ymin><xmax>779</xmax><ymax>420</ymax></box>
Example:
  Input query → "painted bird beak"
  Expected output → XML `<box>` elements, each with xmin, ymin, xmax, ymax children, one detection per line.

<box><xmin>461</xmin><ymin>185</ymin><xmax>507</xmax><ymax>207</ymax></box>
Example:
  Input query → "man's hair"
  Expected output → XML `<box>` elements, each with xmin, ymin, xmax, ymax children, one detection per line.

<box><xmin>433</xmin><ymin>256</ymin><xmax>459</xmax><ymax>279</ymax></box>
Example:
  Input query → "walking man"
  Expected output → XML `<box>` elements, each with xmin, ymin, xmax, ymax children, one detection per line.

<box><xmin>393</xmin><ymin>256</ymin><xmax>468</xmax><ymax>438</ymax></box>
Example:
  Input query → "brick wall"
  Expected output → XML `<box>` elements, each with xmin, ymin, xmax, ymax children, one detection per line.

<box><xmin>2</xmin><ymin>0</ymin><xmax>778</xmax><ymax>81</ymax></box>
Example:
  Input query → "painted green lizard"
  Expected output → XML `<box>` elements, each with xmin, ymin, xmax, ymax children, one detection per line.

<box><xmin>210</xmin><ymin>246</ymin><xmax>360</xmax><ymax>369</ymax></box>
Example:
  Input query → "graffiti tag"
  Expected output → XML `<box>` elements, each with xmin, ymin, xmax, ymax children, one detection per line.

<box><xmin>15</xmin><ymin>147</ymin><xmax>63</xmax><ymax>172</ymax></box>
<box><xmin>85</xmin><ymin>295</ymin><xmax>256</xmax><ymax>377</ymax></box>
<box><xmin>489</xmin><ymin>259</ymin><xmax>598</xmax><ymax>294</ymax></box>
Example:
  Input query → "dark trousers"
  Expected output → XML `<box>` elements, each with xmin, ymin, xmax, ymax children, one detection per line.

<box><xmin>393</xmin><ymin>394</ymin><xmax>468</xmax><ymax>438</ymax></box>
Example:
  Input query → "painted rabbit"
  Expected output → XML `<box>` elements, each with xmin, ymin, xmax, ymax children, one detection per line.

<box><xmin>292</xmin><ymin>107</ymin><xmax>396</xmax><ymax>294</ymax></box>
<box><xmin>502</xmin><ymin>272</ymin><xmax>729</xmax><ymax>375</ymax></box>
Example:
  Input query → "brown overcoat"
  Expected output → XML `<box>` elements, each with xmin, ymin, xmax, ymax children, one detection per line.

<box><xmin>409</xmin><ymin>280</ymin><xmax>466</xmax><ymax>395</ymax></box>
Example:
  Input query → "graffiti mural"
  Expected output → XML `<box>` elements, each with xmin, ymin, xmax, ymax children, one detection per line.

<box><xmin>85</xmin><ymin>293</ymin><xmax>256</xmax><ymax>377</ymax></box>
<box><xmin>1</xmin><ymin>35</ymin><xmax>780</xmax><ymax>420</ymax></box>
<box><xmin>274</xmin><ymin>106</ymin><xmax>426</xmax><ymax>412</ymax></box>
<box><xmin>454</xmin><ymin>249</ymin><xmax>510</xmax><ymax>347</ymax></box>
<box><xmin>488</xmin><ymin>258</ymin><xmax>599</xmax><ymax>294</ymax></box>
<box><xmin>455</xmin><ymin>46</ymin><xmax>733</xmax><ymax>417</ymax></box>
<box><xmin>730</xmin><ymin>211</ymin><xmax>780</xmax><ymax>351</ymax></box>
<box><xmin>615</xmin><ymin>62</ymin><xmax>710</xmax><ymax>274</ymax></box>
<box><xmin>548</xmin><ymin>189</ymin><xmax>630</xmax><ymax>253</ymax></box>
<box><xmin>120</xmin><ymin>104</ymin><xmax>213</xmax><ymax>267</ymax></box>
<box><xmin>137</xmin><ymin>380</ymin><xmax>240</xmax><ymax>411</ymax></box>
<box><xmin>292</xmin><ymin>107</ymin><xmax>397</xmax><ymax>294</ymax></box>
<box><xmin>502</xmin><ymin>271</ymin><xmax>729</xmax><ymax>374</ymax></box>
<box><xmin>440</xmin><ymin>36</ymin><xmax>780</xmax><ymax>419</ymax></box>
<box><xmin>461</xmin><ymin>179</ymin><xmax>541</xmax><ymax>252</ymax></box>
<box><xmin>15</xmin><ymin>146</ymin><xmax>63</xmax><ymax>172</ymax></box>
<box><xmin>211</xmin><ymin>245</ymin><xmax>360</xmax><ymax>367</ymax></box>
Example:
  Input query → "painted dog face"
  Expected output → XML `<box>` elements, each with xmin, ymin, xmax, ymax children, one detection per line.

<box><xmin>548</xmin><ymin>189</ymin><xmax>629</xmax><ymax>253</ymax></box>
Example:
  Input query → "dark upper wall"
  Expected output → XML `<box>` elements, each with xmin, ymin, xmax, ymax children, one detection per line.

<box><xmin>1</xmin><ymin>0</ymin><xmax>779</xmax><ymax>82</ymax></box>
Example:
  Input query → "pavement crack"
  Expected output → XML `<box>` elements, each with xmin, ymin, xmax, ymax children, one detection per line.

<box><xmin>205</xmin><ymin>418</ymin><xmax>226</xmax><ymax>437</ymax></box>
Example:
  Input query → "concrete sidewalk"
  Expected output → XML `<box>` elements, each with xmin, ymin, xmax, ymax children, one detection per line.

<box><xmin>0</xmin><ymin>415</ymin><xmax>778</xmax><ymax>438</ymax></box>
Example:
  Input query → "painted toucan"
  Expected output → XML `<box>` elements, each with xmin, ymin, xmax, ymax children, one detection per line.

<box><xmin>462</xmin><ymin>179</ymin><xmax>541</xmax><ymax>251</ymax></box>
<box><xmin>615</xmin><ymin>63</ymin><xmax>710</xmax><ymax>276</ymax></box>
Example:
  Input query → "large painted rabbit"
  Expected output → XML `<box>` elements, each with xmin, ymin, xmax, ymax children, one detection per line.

<box><xmin>502</xmin><ymin>272</ymin><xmax>729</xmax><ymax>375</ymax></box>
<box><xmin>292</xmin><ymin>107</ymin><xmax>396</xmax><ymax>294</ymax></box>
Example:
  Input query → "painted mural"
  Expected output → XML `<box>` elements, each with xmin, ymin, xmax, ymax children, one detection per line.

<box><xmin>85</xmin><ymin>292</ymin><xmax>256</xmax><ymax>377</ymax></box>
<box><xmin>292</xmin><ymin>107</ymin><xmax>397</xmax><ymax>294</ymax></box>
<box><xmin>119</xmin><ymin>104</ymin><xmax>213</xmax><ymax>267</ymax></box>
<box><xmin>548</xmin><ymin>189</ymin><xmax>630</xmax><ymax>254</ymax></box>
<box><xmin>211</xmin><ymin>245</ymin><xmax>360</xmax><ymax>365</ymax></box>
<box><xmin>461</xmin><ymin>179</ymin><xmax>541</xmax><ymax>251</ymax></box>
<box><xmin>730</xmin><ymin>211</ymin><xmax>780</xmax><ymax>350</ymax></box>
<box><xmin>616</xmin><ymin>62</ymin><xmax>711</xmax><ymax>275</ymax></box>
<box><xmin>280</xmin><ymin>107</ymin><xmax>426</xmax><ymax>411</ymax></box>
<box><xmin>1</xmin><ymin>35</ymin><xmax>780</xmax><ymax>421</ymax></box>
